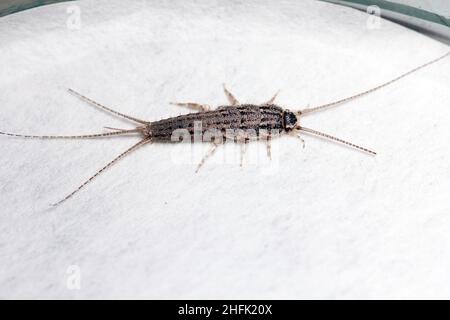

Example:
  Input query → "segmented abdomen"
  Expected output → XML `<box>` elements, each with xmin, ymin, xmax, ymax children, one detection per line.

<box><xmin>149</xmin><ymin>104</ymin><xmax>284</xmax><ymax>142</ymax></box>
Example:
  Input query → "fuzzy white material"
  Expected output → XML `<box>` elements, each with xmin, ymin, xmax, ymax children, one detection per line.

<box><xmin>0</xmin><ymin>0</ymin><xmax>449</xmax><ymax>299</ymax></box>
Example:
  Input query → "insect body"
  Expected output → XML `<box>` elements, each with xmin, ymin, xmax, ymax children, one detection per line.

<box><xmin>149</xmin><ymin>104</ymin><xmax>295</xmax><ymax>141</ymax></box>
<box><xmin>1</xmin><ymin>52</ymin><xmax>448</xmax><ymax>205</ymax></box>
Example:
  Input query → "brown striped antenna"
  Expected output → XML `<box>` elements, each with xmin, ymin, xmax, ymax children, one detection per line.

<box><xmin>298</xmin><ymin>51</ymin><xmax>449</xmax><ymax>116</ymax></box>
<box><xmin>0</xmin><ymin>128</ymin><xmax>143</xmax><ymax>140</ymax></box>
<box><xmin>296</xmin><ymin>126</ymin><xmax>376</xmax><ymax>155</ymax></box>
<box><xmin>51</xmin><ymin>138</ymin><xmax>151</xmax><ymax>206</ymax></box>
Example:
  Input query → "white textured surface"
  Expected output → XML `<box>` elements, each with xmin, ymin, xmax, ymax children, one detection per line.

<box><xmin>0</xmin><ymin>0</ymin><xmax>449</xmax><ymax>299</ymax></box>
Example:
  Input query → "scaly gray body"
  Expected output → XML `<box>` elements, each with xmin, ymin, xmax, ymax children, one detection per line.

<box><xmin>148</xmin><ymin>104</ymin><xmax>291</xmax><ymax>142</ymax></box>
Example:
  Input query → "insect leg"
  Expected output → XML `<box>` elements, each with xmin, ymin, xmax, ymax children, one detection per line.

<box><xmin>266</xmin><ymin>134</ymin><xmax>272</xmax><ymax>160</ymax></box>
<box><xmin>263</xmin><ymin>90</ymin><xmax>280</xmax><ymax>105</ymax></box>
<box><xmin>222</xmin><ymin>84</ymin><xmax>240</xmax><ymax>106</ymax></box>
<box><xmin>296</xmin><ymin>134</ymin><xmax>305</xmax><ymax>148</ymax></box>
<box><xmin>51</xmin><ymin>138</ymin><xmax>152</xmax><ymax>206</ymax></box>
<box><xmin>195</xmin><ymin>141</ymin><xmax>220</xmax><ymax>173</ymax></box>
<box><xmin>240</xmin><ymin>138</ymin><xmax>249</xmax><ymax>167</ymax></box>
<box><xmin>68</xmin><ymin>89</ymin><xmax>149</xmax><ymax>124</ymax></box>
<box><xmin>169</xmin><ymin>102</ymin><xmax>211</xmax><ymax>112</ymax></box>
